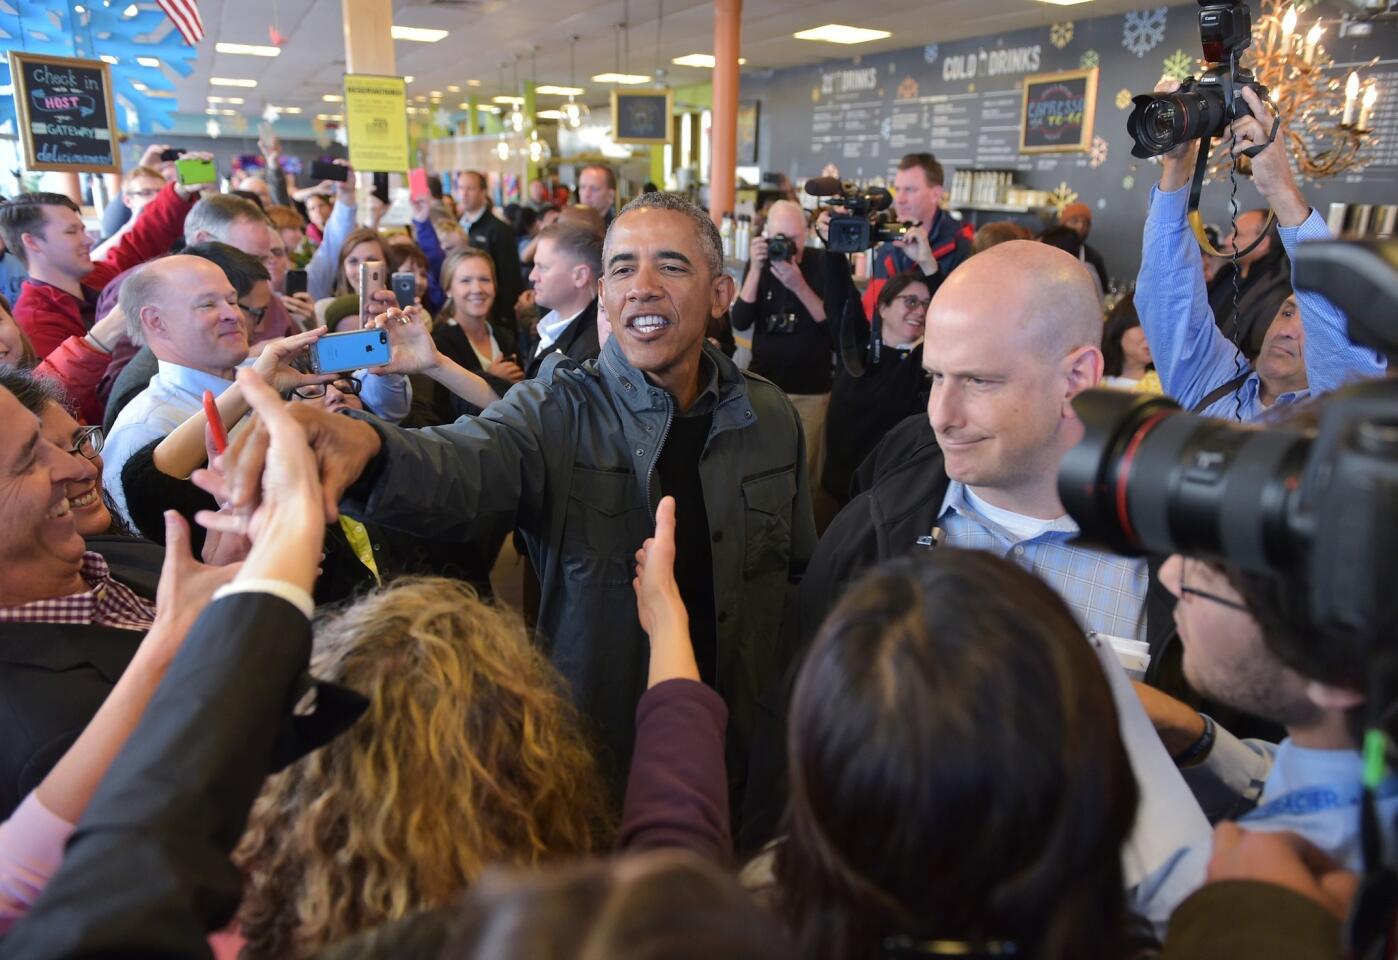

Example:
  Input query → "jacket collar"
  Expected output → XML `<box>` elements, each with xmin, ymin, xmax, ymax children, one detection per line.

<box><xmin>598</xmin><ymin>335</ymin><xmax>755</xmax><ymax>430</ymax></box>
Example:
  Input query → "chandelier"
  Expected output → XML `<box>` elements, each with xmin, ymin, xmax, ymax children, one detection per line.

<box><xmin>1214</xmin><ymin>0</ymin><xmax>1380</xmax><ymax>181</ymax></box>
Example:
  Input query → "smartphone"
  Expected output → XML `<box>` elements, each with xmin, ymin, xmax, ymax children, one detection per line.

<box><xmin>309</xmin><ymin>328</ymin><xmax>390</xmax><ymax>374</ymax></box>
<box><xmin>372</xmin><ymin>172</ymin><xmax>390</xmax><ymax>204</ymax></box>
<box><xmin>309</xmin><ymin>160</ymin><xmax>350</xmax><ymax>183</ymax></box>
<box><xmin>174</xmin><ymin>156</ymin><xmax>217</xmax><ymax>187</ymax></box>
<box><xmin>158</xmin><ymin>147</ymin><xmax>185</xmax><ymax>162</ymax></box>
<box><xmin>408</xmin><ymin>167</ymin><xmax>431</xmax><ymax>199</ymax></box>
<box><xmin>358</xmin><ymin>259</ymin><xmax>386</xmax><ymax>324</ymax></box>
<box><xmin>391</xmin><ymin>271</ymin><xmax>417</xmax><ymax>309</ymax></box>
<box><xmin>285</xmin><ymin>268</ymin><xmax>308</xmax><ymax>297</ymax></box>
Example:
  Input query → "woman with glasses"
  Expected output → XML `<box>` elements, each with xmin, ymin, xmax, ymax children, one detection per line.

<box><xmin>819</xmin><ymin>274</ymin><xmax>934</xmax><ymax>510</ymax></box>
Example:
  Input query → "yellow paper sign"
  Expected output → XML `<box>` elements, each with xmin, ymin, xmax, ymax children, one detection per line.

<box><xmin>343</xmin><ymin>74</ymin><xmax>409</xmax><ymax>172</ymax></box>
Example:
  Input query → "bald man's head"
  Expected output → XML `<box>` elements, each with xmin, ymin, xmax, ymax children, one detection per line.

<box><xmin>764</xmin><ymin>200</ymin><xmax>808</xmax><ymax>256</ymax></box>
<box><xmin>120</xmin><ymin>255</ymin><xmax>247</xmax><ymax>372</ymax></box>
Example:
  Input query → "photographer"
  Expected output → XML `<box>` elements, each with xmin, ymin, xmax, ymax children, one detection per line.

<box><xmin>732</xmin><ymin>201</ymin><xmax>856</xmax><ymax>476</ymax></box>
<box><xmin>1135</xmin><ymin>82</ymin><xmax>1385</xmax><ymax>422</ymax></box>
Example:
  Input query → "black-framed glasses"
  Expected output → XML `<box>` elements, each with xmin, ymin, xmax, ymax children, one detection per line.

<box><xmin>293</xmin><ymin>376</ymin><xmax>362</xmax><ymax>400</ymax></box>
<box><xmin>1179</xmin><ymin>561</ymin><xmax>1250</xmax><ymax>612</ymax></box>
<box><xmin>894</xmin><ymin>295</ymin><xmax>931</xmax><ymax>312</ymax></box>
<box><xmin>239</xmin><ymin>302</ymin><xmax>269</xmax><ymax>323</ymax></box>
<box><xmin>66</xmin><ymin>425</ymin><xmax>104</xmax><ymax>461</ymax></box>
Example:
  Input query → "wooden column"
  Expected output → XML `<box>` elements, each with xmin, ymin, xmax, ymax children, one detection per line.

<box><xmin>710</xmin><ymin>0</ymin><xmax>742</xmax><ymax>224</ymax></box>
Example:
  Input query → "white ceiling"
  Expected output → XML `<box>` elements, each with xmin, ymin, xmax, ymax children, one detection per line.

<box><xmin>182</xmin><ymin>0</ymin><xmax>1190</xmax><ymax>117</ymax></box>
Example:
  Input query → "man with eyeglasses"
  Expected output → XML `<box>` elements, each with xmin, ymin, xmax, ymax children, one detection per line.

<box><xmin>1127</xmin><ymin>548</ymin><xmax>1389</xmax><ymax>931</ymax></box>
<box><xmin>732</xmin><ymin>200</ymin><xmax>857</xmax><ymax>481</ymax></box>
<box><xmin>90</xmin><ymin>166</ymin><xmax>168</xmax><ymax>262</ymax></box>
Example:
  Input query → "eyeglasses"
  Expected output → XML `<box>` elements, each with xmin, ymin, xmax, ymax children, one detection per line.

<box><xmin>893</xmin><ymin>295</ymin><xmax>931</xmax><ymax>312</ymax></box>
<box><xmin>1179</xmin><ymin>561</ymin><xmax>1250</xmax><ymax>612</ymax></box>
<box><xmin>239</xmin><ymin>302</ymin><xmax>269</xmax><ymax>323</ymax></box>
<box><xmin>124</xmin><ymin>188</ymin><xmax>161</xmax><ymax>200</ymax></box>
<box><xmin>65</xmin><ymin>425</ymin><xmax>104</xmax><ymax>461</ymax></box>
<box><xmin>293</xmin><ymin>376</ymin><xmax>362</xmax><ymax>400</ymax></box>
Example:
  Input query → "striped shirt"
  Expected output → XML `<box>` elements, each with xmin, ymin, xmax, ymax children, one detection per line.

<box><xmin>935</xmin><ymin>482</ymin><xmax>1148</xmax><ymax>640</ymax></box>
<box><xmin>0</xmin><ymin>552</ymin><xmax>155</xmax><ymax>631</ymax></box>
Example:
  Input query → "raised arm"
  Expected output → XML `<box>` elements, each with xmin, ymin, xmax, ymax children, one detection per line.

<box><xmin>307</xmin><ymin>164</ymin><xmax>358</xmax><ymax>300</ymax></box>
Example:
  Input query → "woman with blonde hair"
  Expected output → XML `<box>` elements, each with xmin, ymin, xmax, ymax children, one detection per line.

<box><xmin>232</xmin><ymin>577</ymin><xmax>611</xmax><ymax>959</ymax></box>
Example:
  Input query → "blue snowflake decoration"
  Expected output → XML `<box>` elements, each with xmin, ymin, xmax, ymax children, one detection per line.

<box><xmin>0</xmin><ymin>1</ymin><xmax>199</xmax><ymax>134</ymax></box>
<box><xmin>923</xmin><ymin>43</ymin><xmax>939</xmax><ymax>65</ymax></box>
<box><xmin>0</xmin><ymin>56</ymin><xmax>13</xmax><ymax>134</ymax></box>
<box><xmin>1122</xmin><ymin>7</ymin><xmax>1168</xmax><ymax>58</ymax></box>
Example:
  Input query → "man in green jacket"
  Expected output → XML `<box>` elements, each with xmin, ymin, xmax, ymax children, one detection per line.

<box><xmin>217</xmin><ymin>191</ymin><xmax>815</xmax><ymax>799</ymax></box>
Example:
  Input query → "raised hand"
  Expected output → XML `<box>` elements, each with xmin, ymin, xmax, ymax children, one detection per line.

<box><xmin>155</xmin><ymin>510</ymin><xmax>241</xmax><ymax>631</ymax></box>
<box><xmin>633</xmin><ymin>495</ymin><xmax>699</xmax><ymax>687</ymax></box>
<box><xmin>252</xmin><ymin>326</ymin><xmax>336</xmax><ymax>394</ymax></box>
<box><xmin>364</xmin><ymin>305</ymin><xmax>440</xmax><ymax>375</ymax></box>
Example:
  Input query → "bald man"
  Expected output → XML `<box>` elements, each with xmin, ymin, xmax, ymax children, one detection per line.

<box><xmin>798</xmin><ymin>240</ymin><xmax>1148</xmax><ymax>642</ymax></box>
<box><xmin>732</xmin><ymin>200</ymin><xmax>857</xmax><ymax>478</ymax></box>
<box><xmin>103</xmin><ymin>254</ymin><xmax>326</xmax><ymax>521</ymax></box>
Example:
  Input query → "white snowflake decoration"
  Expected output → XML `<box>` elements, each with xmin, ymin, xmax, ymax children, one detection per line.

<box><xmin>1116</xmin><ymin>88</ymin><xmax>1134</xmax><ymax>110</ymax></box>
<box><xmin>1161</xmin><ymin>49</ymin><xmax>1196</xmax><ymax>83</ymax></box>
<box><xmin>1089</xmin><ymin>135</ymin><xmax>1109</xmax><ymax>168</ymax></box>
<box><xmin>1050</xmin><ymin>22</ymin><xmax>1074</xmax><ymax>49</ymax></box>
<box><xmin>1048</xmin><ymin>181</ymin><xmax>1079</xmax><ymax>214</ymax></box>
<box><xmin>333</xmin><ymin>125</ymin><xmax>349</xmax><ymax>147</ymax></box>
<box><xmin>261</xmin><ymin>104</ymin><xmax>281</xmax><ymax>125</ymax></box>
<box><xmin>880</xmin><ymin>117</ymin><xmax>892</xmax><ymax>139</ymax></box>
<box><xmin>1080</xmin><ymin>49</ymin><xmax>1100</xmax><ymax>70</ymax></box>
<box><xmin>1122</xmin><ymin>174</ymin><xmax>1136</xmax><ymax>189</ymax></box>
<box><xmin>1123</xmin><ymin>7</ymin><xmax>1168</xmax><ymax>58</ymax></box>
<box><xmin>433</xmin><ymin>107</ymin><xmax>453</xmax><ymax>129</ymax></box>
<box><xmin>1097</xmin><ymin>198</ymin><xmax>1107</xmax><ymax>210</ymax></box>
<box><xmin>205</xmin><ymin>118</ymin><xmax>222</xmax><ymax>139</ymax></box>
<box><xmin>923</xmin><ymin>44</ymin><xmax>939</xmax><ymax>65</ymax></box>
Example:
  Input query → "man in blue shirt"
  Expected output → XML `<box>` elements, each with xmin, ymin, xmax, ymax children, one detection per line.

<box><xmin>1135</xmin><ymin>82</ymin><xmax>1385</xmax><ymax>422</ymax></box>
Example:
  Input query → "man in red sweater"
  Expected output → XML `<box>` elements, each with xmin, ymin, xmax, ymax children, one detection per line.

<box><xmin>0</xmin><ymin>176</ymin><xmax>201</xmax><ymax>361</ymax></box>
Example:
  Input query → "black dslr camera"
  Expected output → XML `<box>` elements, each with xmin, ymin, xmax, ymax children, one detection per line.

<box><xmin>766</xmin><ymin>234</ymin><xmax>796</xmax><ymax>263</ymax></box>
<box><xmin>1126</xmin><ymin>0</ymin><xmax>1270</xmax><ymax>158</ymax></box>
<box><xmin>1058</xmin><ymin>239</ymin><xmax>1397</xmax><ymax>644</ymax></box>
<box><xmin>804</xmin><ymin>177</ymin><xmax>911</xmax><ymax>253</ymax></box>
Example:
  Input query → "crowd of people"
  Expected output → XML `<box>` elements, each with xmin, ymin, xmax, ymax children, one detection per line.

<box><xmin>0</xmin><ymin>75</ymin><xmax>1390</xmax><ymax>960</ymax></box>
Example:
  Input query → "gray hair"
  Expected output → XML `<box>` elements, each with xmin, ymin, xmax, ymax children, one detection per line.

<box><xmin>183</xmin><ymin>192</ymin><xmax>269</xmax><ymax>245</ymax></box>
<box><xmin>607</xmin><ymin>192</ymin><xmax>723</xmax><ymax>277</ymax></box>
<box><xmin>117</xmin><ymin>257</ymin><xmax>170</xmax><ymax>345</ymax></box>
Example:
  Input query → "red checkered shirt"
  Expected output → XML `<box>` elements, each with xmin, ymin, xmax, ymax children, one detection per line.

<box><xmin>0</xmin><ymin>552</ymin><xmax>156</xmax><ymax>631</ymax></box>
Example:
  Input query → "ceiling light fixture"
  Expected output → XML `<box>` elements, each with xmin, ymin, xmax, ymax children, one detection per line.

<box><xmin>404</xmin><ymin>75</ymin><xmax>415</xmax><ymax>83</ymax></box>
<box><xmin>207</xmin><ymin>95</ymin><xmax>245</xmax><ymax>104</ymax></box>
<box><xmin>493</xmin><ymin>95</ymin><xmax>524</xmax><ymax>105</ymax></box>
<box><xmin>792</xmin><ymin>24</ymin><xmax>892</xmax><ymax>44</ymax></box>
<box><xmin>210</xmin><ymin>76</ymin><xmax>258</xmax><ymax>87</ymax></box>
<box><xmin>672</xmin><ymin>53</ymin><xmax>747</xmax><ymax>68</ymax></box>
<box><xmin>467</xmin><ymin>79</ymin><xmax>481</xmax><ymax>87</ymax></box>
<box><xmin>215</xmin><ymin>41</ymin><xmax>281</xmax><ymax>56</ymax></box>
<box><xmin>591</xmin><ymin>72</ymin><xmax>650</xmax><ymax>84</ymax></box>
<box><xmin>564</xmin><ymin>35</ymin><xmax>591</xmax><ymax>129</ymax></box>
<box><xmin>535</xmin><ymin>84</ymin><xmax>585</xmax><ymax>96</ymax></box>
<box><xmin>391</xmin><ymin>25</ymin><xmax>448</xmax><ymax>42</ymax></box>
<box><xmin>122</xmin><ymin>2</ymin><xmax>137</xmax><ymax>15</ymax></box>
<box><xmin>447</xmin><ymin>84</ymin><xmax>461</xmax><ymax>92</ymax></box>
<box><xmin>322</xmin><ymin>94</ymin><xmax>343</xmax><ymax>102</ymax></box>
<box><xmin>537</xmin><ymin>109</ymin><xmax>566</xmax><ymax>120</ymax></box>
<box><xmin>136</xmin><ymin>56</ymin><xmax>160</xmax><ymax>67</ymax></box>
<box><xmin>273</xmin><ymin>105</ymin><xmax>302</xmax><ymax>114</ymax></box>
<box><xmin>99</xmin><ymin>54</ymin><xmax>118</xmax><ymax>64</ymax></box>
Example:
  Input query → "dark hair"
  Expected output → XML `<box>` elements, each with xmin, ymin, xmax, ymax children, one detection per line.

<box><xmin>184</xmin><ymin>241</ymin><xmax>270</xmax><ymax>298</ymax></box>
<box><xmin>896</xmin><ymin>153</ymin><xmax>944</xmax><ymax>188</ymax></box>
<box><xmin>875</xmin><ymin>273</ymin><xmax>931</xmax><ymax>312</ymax></box>
<box><xmin>460</xmin><ymin>170</ymin><xmax>488</xmax><ymax>191</ymax></box>
<box><xmin>775</xmin><ymin>549</ymin><xmax>1139</xmax><ymax>960</ymax></box>
<box><xmin>509</xmin><ymin>205</ymin><xmax>539</xmax><ymax>238</ymax></box>
<box><xmin>1038</xmin><ymin>225</ymin><xmax>1084</xmax><ymax>257</ymax></box>
<box><xmin>231</xmin><ymin>188</ymin><xmax>267</xmax><ymax>211</ymax></box>
<box><xmin>972</xmin><ymin>220</ymin><xmax>1033</xmax><ymax>254</ymax></box>
<box><xmin>0</xmin><ymin>193</ymin><xmax>81</xmax><ymax>266</ymax></box>
<box><xmin>1100</xmin><ymin>294</ymin><xmax>1146</xmax><ymax>379</ymax></box>
<box><xmin>537</xmin><ymin>222</ymin><xmax>602</xmax><ymax>281</ymax></box>
<box><xmin>394</xmin><ymin>242</ymin><xmax>429</xmax><ymax>274</ymax></box>
<box><xmin>579</xmin><ymin>163</ymin><xmax>616</xmax><ymax>191</ymax></box>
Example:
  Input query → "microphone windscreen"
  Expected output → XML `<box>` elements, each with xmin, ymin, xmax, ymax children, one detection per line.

<box><xmin>803</xmin><ymin>176</ymin><xmax>845</xmax><ymax>197</ymax></box>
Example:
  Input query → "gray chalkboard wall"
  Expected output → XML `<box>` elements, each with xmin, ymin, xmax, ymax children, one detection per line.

<box><xmin>739</xmin><ymin>4</ymin><xmax>1398</xmax><ymax>283</ymax></box>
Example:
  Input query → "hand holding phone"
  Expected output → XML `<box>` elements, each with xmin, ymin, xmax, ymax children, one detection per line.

<box><xmin>358</xmin><ymin>260</ymin><xmax>386</xmax><ymax>325</ymax></box>
<box><xmin>409</xmin><ymin>167</ymin><xmax>431</xmax><ymax>199</ymax></box>
<box><xmin>175</xmin><ymin>156</ymin><xmax>218</xmax><ymax>188</ymax></box>
<box><xmin>309</xmin><ymin>328</ymin><xmax>391</xmax><ymax>374</ymax></box>
<box><xmin>284</xmin><ymin>268</ymin><xmax>308</xmax><ymax>297</ymax></box>
<box><xmin>309</xmin><ymin>160</ymin><xmax>350</xmax><ymax>183</ymax></box>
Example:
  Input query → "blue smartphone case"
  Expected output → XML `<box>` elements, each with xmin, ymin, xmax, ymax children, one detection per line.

<box><xmin>310</xmin><ymin>329</ymin><xmax>390</xmax><ymax>374</ymax></box>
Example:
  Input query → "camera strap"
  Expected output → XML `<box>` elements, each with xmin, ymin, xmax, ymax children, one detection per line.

<box><xmin>1185</xmin><ymin>109</ymin><xmax>1281</xmax><ymax>259</ymax></box>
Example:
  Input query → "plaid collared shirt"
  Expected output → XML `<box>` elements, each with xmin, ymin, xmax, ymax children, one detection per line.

<box><xmin>935</xmin><ymin>482</ymin><xmax>1148</xmax><ymax>640</ymax></box>
<box><xmin>0</xmin><ymin>552</ymin><xmax>156</xmax><ymax>631</ymax></box>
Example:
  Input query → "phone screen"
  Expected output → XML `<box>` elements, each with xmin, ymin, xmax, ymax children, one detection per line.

<box><xmin>174</xmin><ymin>156</ymin><xmax>217</xmax><ymax>187</ymax></box>
<box><xmin>310</xmin><ymin>329</ymin><xmax>391</xmax><ymax>374</ymax></box>
<box><xmin>285</xmin><ymin>269</ymin><xmax>308</xmax><ymax>297</ymax></box>
<box><xmin>409</xmin><ymin>167</ymin><xmax>431</xmax><ymax>199</ymax></box>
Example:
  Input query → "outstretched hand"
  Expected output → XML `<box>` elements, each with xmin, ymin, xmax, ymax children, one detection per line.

<box><xmin>634</xmin><ymin>496</ymin><xmax>699</xmax><ymax>687</ymax></box>
<box><xmin>155</xmin><ymin>510</ymin><xmax>242</xmax><ymax>635</ymax></box>
<box><xmin>1207</xmin><ymin>822</ymin><xmax>1359</xmax><ymax>921</ymax></box>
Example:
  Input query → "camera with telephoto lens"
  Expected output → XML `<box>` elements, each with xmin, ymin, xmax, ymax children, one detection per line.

<box><xmin>1126</xmin><ymin>0</ymin><xmax>1270</xmax><ymax>159</ymax></box>
<box><xmin>1057</xmin><ymin>238</ymin><xmax>1398</xmax><ymax>644</ymax></box>
<box><xmin>804</xmin><ymin>177</ymin><xmax>912</xmax><ymax>253</ymax></box>
<box><xmin>767</xmin><ymin>234</ymin><xmax>796</xmax><ymax>263</ymax></box>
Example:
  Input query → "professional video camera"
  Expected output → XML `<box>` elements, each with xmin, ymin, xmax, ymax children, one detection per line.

<box><xmin>1127</xmin><ymin>0</ymin><xmax>1271</xmax><ymax>159</ymax></box>
<box><xmin>1059</xmin><ymin>238</ymin><xmax>1396</xmax><ymax>642</ymax></box>
<box><xmin>803</xmin><ymin>176</ymin><xmax>911</xmax><ymax>253</ymax></box>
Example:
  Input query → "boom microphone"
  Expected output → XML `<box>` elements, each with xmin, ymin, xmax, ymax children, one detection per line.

<box><xmin>803</xmin><ymin>176</ymin><xmax>846</xmax><ymax>197</ymax></box>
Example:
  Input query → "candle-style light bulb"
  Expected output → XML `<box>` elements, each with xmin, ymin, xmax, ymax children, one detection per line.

<box><xmin>1342</xmin><ymin>71</ymin><xmax>1360</xmax><ymax>126</ymax></box>
<box><xmin>1304</xmin><ymin>23</ymin><xmax>1323</xmax><ymax>64</ymax></box>
<box><xmin>1281</xmin><ymin>6</ymin><xmax>1298</xmax><ymax>50</ymax></box>
<box><xmin>1359</xmin><ymin>81</ymin><xmax>1378</xmax><ymax>130</ymax></box>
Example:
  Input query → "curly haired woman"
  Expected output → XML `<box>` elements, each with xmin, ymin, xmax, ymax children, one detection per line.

<box><xmin>231</xmin><ymin>577</ymin><xmax>612</xmax><ymax>959</ymax></box>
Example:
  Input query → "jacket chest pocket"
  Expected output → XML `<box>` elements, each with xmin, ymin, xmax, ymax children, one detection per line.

<box><xmin>562</xmin><ymin>467</ymin><xmax>646</xmax><ymax>585</ymax></box>
<box><xmin>741</xmin><ymin>469</ymin><xmax>796</xmax><ymax>578</ymax></box>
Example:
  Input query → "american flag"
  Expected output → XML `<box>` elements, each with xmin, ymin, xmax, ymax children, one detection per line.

<box><xmin>157</xmin><ymin>0</ymin><xmax>204</xmax><ymax>46</ymax></box>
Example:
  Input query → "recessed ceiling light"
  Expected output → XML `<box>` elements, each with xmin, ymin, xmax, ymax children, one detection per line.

<box><xmin>322</xmin><ymin>94</ymin><xmax>343</xmax><ymax>102</ymax></box>
<box><xmin>447</xmin><ymin>84</ymin><xmax>461</xmax><ymax>92</ymax></box>
<box><xmin>99</xmin><ymin>54</ymin><xmax>118</xmax><ymax>64</ymax></box>
<box><xmin>430</xmin><ymin>90</ymin><xmax>442</xmax><ymax>97</ymax></box>
<box><xmin>537</xmin><ymin>109</ymin><xmax>567</xmax><ymax>120</ymax></box>
<box><xmin>216</xmin><ymin>41</ymin><xmax>281</xmax><ymax>57</ymax></box>
<box><xmin>414</xmin><ymin>95</ymin><xmax>427</xmax><ymax>102</ymax></box>
<box><xmin>272</xmin><ymin>105</ymin><xmax>303</xmax><ymax>114</ymax></box>
<box><xmin>671</xmin><ymin>54</ymin><xmax>747</xmax><ymax>68</ymax></box>
<box><xmin>591</xmin><ymin>72</ymin><xmax>650</xmax><ymax>84</ymax></box>
<box><xmin>207</xmin><ymin>95</ymin><xmax>245</xmax><ymax>104</ymax></box>
<box><xmin>793</xmin><ymin>24</ymin><xmax>891</xmax><ymax>44</ymax></box>
<box><xmin>458</xmin><ymin>102</ymin><xmax>470</xmax><ymax>109</ymax></box>
<box><xmin>210</xmin><ymin>77</ymin><xmax>258</xmax><ymax>87</ymax></box>
<box><xmin>535</xmin><ymin>84</ymin><xmax>586</xmax><ymax>96</ymax></box>
<box><xmin>1032</xmin><ymin>0</ymin><xmax>1094</xmax><ymax>5</ymax></box>
<box><xmin>136</xmin><ymin>56</ymin><xmax>160</xmax><ymax>67</ymax></box>
<box><xmin>404</xmin><ymin>75</ymin><xmax>415</xmax><ymax>83</ymax></box>
<box><xmin>123</xmin><ymin>3</ymin><xmax>138</xmax><ymax>15</ymax></box>
<box><xmin>391</xmin><ymin>25</ymin><xmax>448</xmax><ymax>42</ymax></box>
<box><xmin>317</xmin><ymin>113</ymin><xmax>344</xmax><ymax>121</ymax></box>
<box><xmin>467</xmin><ymin>79</ymin><xmax>481</xmax><ymax>87</ymax></box>
<box><xmin>492</xmin><ymin>95</ymin><xmax>525</xmax><ymax>104</ymax></box>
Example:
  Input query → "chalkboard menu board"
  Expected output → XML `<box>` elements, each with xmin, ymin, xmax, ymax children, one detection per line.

<box><xmin>1021</xmin><ymin>68</ymin><xmax>1097</xmax><ymax>153</ymax></box>
<box><xmin>612</xmin><ymin>89</ymin><xmax>673</xmax><ymax>144</ymax></box>
<box><xmin>11</xmin><ymin>52</ymin><xmax>120</xmax><ymax>174</ymax></box>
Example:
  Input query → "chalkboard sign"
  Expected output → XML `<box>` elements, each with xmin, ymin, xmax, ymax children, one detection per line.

<box><xmin>611</xmin><ymin>89</ymin><xmax>673</xmax><ymax>145</ymax></box>
<box><xmin>1020</xmin><ymin>68</ymin><xmax>1097</xmax><ymax>154</ymax></box>
<box><xmin>11</xmin><ymin>52</ymin><xmax>120</xmax><ymax>174</ymax></box>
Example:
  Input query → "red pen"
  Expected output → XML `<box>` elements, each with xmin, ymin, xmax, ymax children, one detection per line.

<box><xmin>203</xmin><ymin>389</ymin><xmax>228</xmax><ymax>456</ymax></box>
